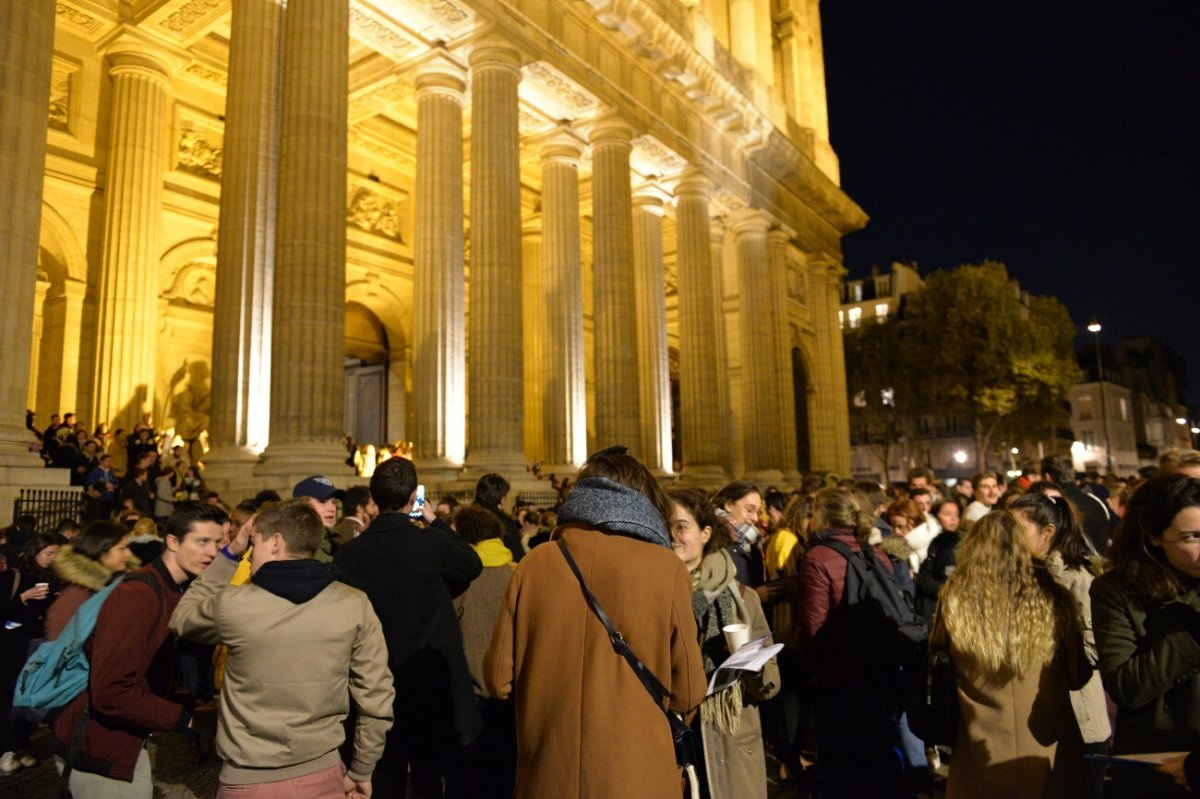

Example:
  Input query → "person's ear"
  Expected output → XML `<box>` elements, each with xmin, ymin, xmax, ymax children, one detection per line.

<box><xmin>700</xmin><ymin>525</ymin><xmax>713</xmax><ymax>546</ymax></box>
<box><xmin>163</xmin><ymin>533</ymin><xmax>180</xmax><ymax>553</ymax></box>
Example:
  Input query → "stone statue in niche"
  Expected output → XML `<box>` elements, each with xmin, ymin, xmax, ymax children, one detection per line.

<box><xmin>165</xmin><ymin>358</ymin><xmax>212</xmax><ymax>464</ymax></box>
<box><xmin>787</xmin><ymin>264</ymin><xmax>807</xmax><ymax>304</ymax></box>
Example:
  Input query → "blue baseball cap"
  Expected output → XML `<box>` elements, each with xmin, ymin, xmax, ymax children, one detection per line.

<box><xmin>292</xmin><ymin>475</ymin><xmax>346</xmax><ymax>502</ymax></box>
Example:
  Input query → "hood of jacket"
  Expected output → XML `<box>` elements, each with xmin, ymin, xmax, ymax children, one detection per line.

<box><xmin>51</xmin><ymin>545</ymin><xmax>140</xmax><ymax>591</ymax></box>
<box><xmin>878</xmin><ymin>534</ymin><xmax>914</xmax><ymax>563</ymax></box>
<box><xmin>250</xmin><ymin>559</ymin><xmax>340</xmax><ymax>604</ymax></box>
<box><xmin>557</xmin><ymin>476</ymin><xmax>671</xmax><ymax>548</ymax></box>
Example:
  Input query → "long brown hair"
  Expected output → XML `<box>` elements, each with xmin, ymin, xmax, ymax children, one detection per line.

<box><xmin>1107</xmin><ymin>475</ymin><xmax>1200</xmax><ymax>604</ymax></box>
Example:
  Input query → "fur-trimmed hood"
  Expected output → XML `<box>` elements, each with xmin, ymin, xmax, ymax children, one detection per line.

<box><xmin>51</xmin><ymin>544</ymin><xmax>140</xmax><ymax>591</ymax></box>
<box><xmin>878</xmin><ymin>534</ymin><xmax>914</xmax><ymax>563</ymax></box>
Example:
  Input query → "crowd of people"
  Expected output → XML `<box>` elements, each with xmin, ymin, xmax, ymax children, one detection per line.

<box><xmin>3</xmin><ymin>428</ymin><xmax>1200</xmax><ymax>798</ymax></box>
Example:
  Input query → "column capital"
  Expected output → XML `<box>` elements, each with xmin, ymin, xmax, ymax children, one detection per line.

<box><xmin>727</xmin><ymin>207</ymin><xmax>774</xmax><ymax>236</ymax></box>
<box><xmin>675</xmin><ymin>166</ymin><xmax>712</xmax><ymax>200</ymax></box>
<box><xmin>102</xmin><ymin>29</ymin><xmax>178</xmax><ymax>80</ymax></box>
<box><xmin>468</xmin><ymin>39</ymin><xmax>522</xmax><ymax>74</ymax></box>
<box><xmin>632</xmin><ymin>182</ymin><xmax>669</xmax><ymax>212</ymax></box>
<box><xmin>539</xmin><ymin>127</ymin><xmax>584</xmax><ymax>165</ymax></box>
<box><xmin>767</xmin><ymin>228</ymin><xmax>793</xmax><ymax>247</ymax></box>
<box><xmin>710</xmin><ymin>218</ymin><xmax>726</xmax><ymax>243</ymax></box>
<box><xmin>589</xmin><ymin>112</ymin><xmax>634</xmax><ymax>147</ymax></box>
<box><xmin>415</xmin><ymin>52</ymin><xmax>467</xmax><ymax>98</ymax></box>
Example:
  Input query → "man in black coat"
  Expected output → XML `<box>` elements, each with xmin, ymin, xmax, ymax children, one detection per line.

<box><xmin>334</xmin><ymin>457</ymin><xmax>483</xmax><ymax>799</ymax></box>
<box><xmin>472</xmin><ymin>472</ymin><xmax>524</xmax><ymax>562</ymax></box>
<box><xmin>1041</xmin><ymin>454</ymin><xmax>1118</xmax><ymax>553</ymax></box>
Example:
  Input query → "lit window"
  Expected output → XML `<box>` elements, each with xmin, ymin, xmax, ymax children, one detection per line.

<box><xmin>853</xmin><ymin>391</ymin><xmax>867</xmax><ymax>407</ymax></box>
<box><xmin>1119</xmin><ymin>397</ymin><xmax>1129</xmax><ymax>421</ymax></box>
<box><xmin>838</xmin><ymin>310</ymin><xmax>844</xmax><ymax>330</ymax></box>
<box><xmin>881</xmin><ymin>388</ymin><xmax>895</xmax><ymax>407</ymax></box>
<box><xmin>1076</xmin><ymin>396</ymin><xmax>1093</xmax><ymax>421</ymax></box>
<box><xmin>848</xmin><ymin>307</ymin><xmax>862</xmax><ymax>329</ymax></box>
<box><xmin>875</xmin><ymin>303</ymin><xmax>889</xmax><ymax>321</ymax></box>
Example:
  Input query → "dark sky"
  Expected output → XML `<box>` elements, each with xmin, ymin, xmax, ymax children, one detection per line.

<box><xmin>821</xmin><ymin>1</ymin><xmax>1199</xmax><ymax>410</ymax></box>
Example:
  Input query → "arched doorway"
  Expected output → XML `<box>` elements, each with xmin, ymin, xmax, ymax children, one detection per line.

<box><xmin>792</xmin><ymin>347</ymin><xmax>811</xmax><ymax>472</ymax></box>
<box><xmin>344</xmin><ymin>302</ymin><xmax>389</xmax><ymax>450</ymax></box>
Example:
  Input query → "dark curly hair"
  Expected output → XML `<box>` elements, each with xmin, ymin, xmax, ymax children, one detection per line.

<box><xmin>1107</xmin><ymin>475</ymin><xmax>1200</xmax><ymax>603</ymax></box>
<box><xmin>669</xmin><ymin>489</ymin><xmax>731</xmax><ymax>556</ymax></box>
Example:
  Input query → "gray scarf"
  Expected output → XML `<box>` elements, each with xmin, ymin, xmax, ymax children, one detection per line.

<box><xmin>557</xmin><ymin>477</ymin><xmax>671</xmax><ymax>548</ymax></box>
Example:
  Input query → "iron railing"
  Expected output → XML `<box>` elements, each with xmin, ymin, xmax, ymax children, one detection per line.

<box><xmin>11</xmin><ymin>487</ymin><xmax>86</xmax><ymax>530</ymax></box>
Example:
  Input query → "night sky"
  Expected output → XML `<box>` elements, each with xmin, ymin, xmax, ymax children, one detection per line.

<box><xmin>821</xmin><ymin>1</ymin><xmax>1199</xmax><ymax>411</ymax></box>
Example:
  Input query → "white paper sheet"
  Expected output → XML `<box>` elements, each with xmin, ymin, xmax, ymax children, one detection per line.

<box><xmin>706</xmin><ymin>635</ymin><xmax>784</xmax><ymax>696</ymax></box>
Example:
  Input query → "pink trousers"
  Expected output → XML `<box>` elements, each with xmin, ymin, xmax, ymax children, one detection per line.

<box><xmin>215</xmin><ymin>763</ymin><xmax>346</xmax><ymax>799</ymax></box>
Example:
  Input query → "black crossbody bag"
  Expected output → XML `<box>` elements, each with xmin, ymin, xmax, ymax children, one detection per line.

<box><xmin>557</xmin><ymin>540</ymin><xmax>701</xmax><ymax>774</ymax></box>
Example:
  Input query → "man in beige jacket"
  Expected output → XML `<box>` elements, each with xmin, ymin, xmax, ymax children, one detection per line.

<box><xmin>170</xmin><ymin>499</ymin><xmax>394</xmax><ymax>798</ymax></box>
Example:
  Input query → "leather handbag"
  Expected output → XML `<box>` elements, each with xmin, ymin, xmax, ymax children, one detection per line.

<box><xmin>907</xmin><ymin>602</ymin><xmax>960</xmax><ymax>747</ymax></box>
<box><xmin>557</xmin><ymin>540</ymin><xmax>702</xmax><ymax>774</ymax></box>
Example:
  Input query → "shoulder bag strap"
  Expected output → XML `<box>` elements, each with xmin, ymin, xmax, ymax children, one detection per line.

<box><xmin>557</xmin><ymin>539</ymin><xmax>673</xmax><ymax>708</ymax></box>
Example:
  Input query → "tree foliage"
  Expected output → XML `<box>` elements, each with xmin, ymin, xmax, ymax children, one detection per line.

<box><xmin>847</xmin><ymin>261</ymin><xmax>1081</xmax><ymax>471</ymax></box>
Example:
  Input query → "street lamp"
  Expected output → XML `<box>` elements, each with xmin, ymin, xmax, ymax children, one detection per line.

<box><xmin>1088</xmin><ymin>318</ymin><xmax>1114</xmax><ymax>475</ymax></box>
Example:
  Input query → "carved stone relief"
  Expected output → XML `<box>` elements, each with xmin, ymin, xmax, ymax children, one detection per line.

<box><xmin>163</xmin><ymin>261</ymin><xmax>217</xmax><ymax>307</ymax></box>
<box><xmin>48</xmin><ymin>70</ymin><xmax>72</xmax><ymax>132</ymax></box>
<box><xmin>177</xmin><ymin>130</ymin><xmax>223</xmax><ymax>179</ymax></box>
<box><xmin>55</xmin><ymin>3</ymin><xmax>104</xmax><ymax>35</ymax></box>
<box><xmin>159</xmin><ymin>0</ymin><xmax>225</xmax><ymax>35</ymax></box>
<box><xmin>348</xmin><ymin>187</ymin><xmax>403</xmax><ymax>241</ymax></box>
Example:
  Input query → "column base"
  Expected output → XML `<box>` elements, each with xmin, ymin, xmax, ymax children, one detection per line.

<box><xmin>414</xmin><ymin>456</ymin><xmax>465</xmax><ymax>490</ymax></box>
<box><xmin>743</xmin><ymin>468</ymin><xmax>786</xmax><ymax>489</ymax></box>
<box><xmin>0</xmin><ymin>465</ymin><xmax>71</xmax><ymax>526</ymax></box>
<box><xmin>677</xmin><ymin>464</ymin><xmax>730</xmax><ymax>490</ymax></box>
<box><xmin>202</xmin><ymin>446</ymin><xmax>266</xmax><ymax>501</ymax></box>
<box><xmin>254</xmin><ymin>441</ymin><xmax>355</xmax><ymax>496</ymax></box>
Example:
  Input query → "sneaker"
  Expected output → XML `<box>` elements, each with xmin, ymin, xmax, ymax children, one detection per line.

<box><xmin>0</xmin><ymin>752</ymin><xmax>20</xmax><ymax>774</ymax></box>
<box><xmin>17</xmin><ymin>753</ymin><xmax>35</xmax><ymax>768</ymax></box>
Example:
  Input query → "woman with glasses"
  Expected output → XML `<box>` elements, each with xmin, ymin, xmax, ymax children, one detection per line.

<box><xmin>1093</xmin><ymin>475</ymin><xmax>1200</xmax><ymax>798</ymax></box>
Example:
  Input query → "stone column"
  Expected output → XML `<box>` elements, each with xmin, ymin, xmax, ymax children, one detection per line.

<box><xmin>28</xmin><ymin>278</ymin><xmax>50</xmax><ymax>411</ymax></box>
<box><xmin>729</xmin><ymin>208</ymin><xmax>784</xmax><ymax>485</ymax></box>
<box><xmin>768</xmin><ymin>231</ymin><xmax>801</xmax><ymax>484</ymax></box>
<box><xmin>538</xmin><ymin>131</ymin><xmax>587</xmax><ymax>471</ymax></box>
<box><xmin>206</xmin><ymin>0</ymin><xmax>283</xmax><ymax>486</ymax></box>
<box><xmin>466</xmin><ymin>43</ymin><xmax>526</xmax><ymax>474</ymax></box>
<box><xmin>825</xmin><ymin>265</ymin><xmax>852</xmax><ymax>475</ymax></box>
<box><xmin>674</xmin><ymin>170</ymin><xmax>726</xmax><ymax>485</ymax></box>
<box><xmin>0</xmin><ymin>0</ymin><xmax>63</xmax><ymax>496</ymax></box>
<box><xmin>521</xmin><ymin>216</ymin><xmax>546</xmax><ymax>462</ymax></box>
<box><xmin>806</xmin><ymin>257</ymin><xmax>837</xmax><ymax>473</ymax></box>
<box><xmin>710</xmin><ymin>219</ymin><xmax>736</xmax><ymax>478</ymax></box>
<box><xmin>89</xmin><ymin>42</ymin><xmax>171</xmax><ymax>433</ymax></box>
<box><xmin>631</xmin><ymin>185</ymin><xmax>673</xmax><ymax>475</ymax></box>
<box><xmin>590</xmin><ymin>118</ymin><xmax>641</xmax><ymax>452</ymax></box>
<box><xmin>38</xmin><ymin>279</ymin><xmax>87</xmax><ymax>420</ymax></box>
<box><xmin>257</xmin><ymin>0</ymin><xmax>351</xmax><ymax>480</ymax></box>
<box><xmin>411</xmin><ymin>55</ymin><xmax>467</xmax><ymax>480</ymax></box>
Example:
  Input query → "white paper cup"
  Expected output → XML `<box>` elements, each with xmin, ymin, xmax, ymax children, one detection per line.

<box><xmin>722</xmin><ymin>623</ymin><xmax>750</xmax><ymax>652</ymax></box>
<box><xmin>35</xmin><ymin>582</ymin><xmax>49</xmax><ymax>590</ymax></box>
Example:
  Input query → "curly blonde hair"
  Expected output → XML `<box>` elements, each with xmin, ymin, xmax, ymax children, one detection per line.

<box><xmin>941</xmin><ymin>511</ymin><xmax>1071</xmax><ymax>682</ymax></box>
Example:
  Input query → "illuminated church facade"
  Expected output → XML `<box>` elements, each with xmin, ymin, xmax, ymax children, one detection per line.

<box><xmin>0</xmin><ymin>0</ymin><xmax>864</xmax><ymax>496</ymax></box>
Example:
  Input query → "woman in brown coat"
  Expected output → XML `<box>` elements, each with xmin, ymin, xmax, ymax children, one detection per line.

<box><xmin>941</xmin><ymin>511</ymin><xmax>1089</xmax><ymax>798</ymax></box>
<box><xmin>484</xmin><ymin>448</ymin><xmax>707</xmax><ymax>799</ymax></box>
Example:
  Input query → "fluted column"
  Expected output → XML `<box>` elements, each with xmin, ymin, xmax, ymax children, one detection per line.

<box><xmin>710</xmin><ymin>219</ymin><xmax>736</xmax><ymax>478</ymax></box>
<box><xmin>412</xmin><ymin>55</ymin><xmax>467</xmax><ymax>478</ymax></box>
<box><xmin>28</xmin><ymin>278</ymin><xmax>50</xmax><ymax>411</ymax></box>
<box><xmin>674</xmin><ymin>170</ymin><xmax>727</xmax><ymax>484</ymax></box>
<box><xmin>806</xmin><ymin>257</ymin><xmax>837</xmax><ymax>473</ymax></box>
<box><xmin>768</xmin><ymin>230</ymin><xmax>801</xmax><ymax>484</ymax></box>
<box><xmin>91</xmin><ymin>43</ymin><xmax>171</xmax><ymax>433</ymax></box>
<box><xmin>0</xmin><ymin>0</ymin><xmax>58</xmax><ymax>478</ymax></box>
<box><xmin>521</xmin><ymin>217</ymin><xmax>546</xmax><ymax>461</ymax></box>
<box><xmin>632</xmin><ymin>186</ymin><xmax>672</xmax><ymax>475</ymax></box>
<box><xmin>590</xmin><ymin>118</ymin><xmax>640</xmax><ymax>451</ymax></box>
<box><xmin>539</xmin><ymin>132</ymin><xmax>587</xmax><ymax>470</ymax></box>
<box><xmin>730</xmin><ymin>209</ymin><xmax>785</xmax><ymax>484</ymax></box>
<box><xmin>466</xmin><ymin>43</ymin><xmax>525</xmax><ymax>473</ymax></box>
<box><xmin>257</xmin><ymin>0</ymin><xmax>350</xmax><ymax>477</ymax></box>
<box><xmin>207</xmin><ymin>0</ymin><xmax>282</xmax><ymax>482</ymax></box>
<box><xmin>826</xmin><ymin>265</ymin><xmax>852</xmax><ymax>475</ymax></box>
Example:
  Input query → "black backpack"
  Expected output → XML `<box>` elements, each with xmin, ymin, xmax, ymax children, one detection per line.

<box><xmin>813</xmin><ymin>538</ymin><xmax>928</xmax><ymax>677</ymax></box>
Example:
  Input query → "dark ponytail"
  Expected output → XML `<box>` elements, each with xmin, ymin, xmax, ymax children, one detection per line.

<box><xmin>1010</xmin><ymin>491</ymin><xmax>1094</xmax><ymax>571</ymax></box>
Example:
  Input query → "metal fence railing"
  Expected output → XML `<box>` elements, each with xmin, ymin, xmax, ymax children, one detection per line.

<box><xmin>11</xmin><ymin>487</ymin><xmax>86</xmax><ymax>530</ymax></box>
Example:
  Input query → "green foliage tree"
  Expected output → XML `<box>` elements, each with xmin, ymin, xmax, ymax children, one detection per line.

<box><xmin>899</xmin><ymin>261</ymin><xmax>1081</xmax><ymax>468</ymax></box>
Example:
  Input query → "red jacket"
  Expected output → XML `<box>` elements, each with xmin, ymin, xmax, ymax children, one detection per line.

<box><xmin>795</xmin><ymin>529</ymin><xmax>897</xmax><ymax>684</ymax></box>
<box><xmin>51</xmin><ymin>560</ymin><xmax>191</xmax><ymax>781</ymax></box>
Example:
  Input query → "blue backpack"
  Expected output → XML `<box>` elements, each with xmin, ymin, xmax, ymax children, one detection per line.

<box><xmin>14</xmin><ymin>572</ymin><xmax>158</xmax><ymax>714</ymax></box>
